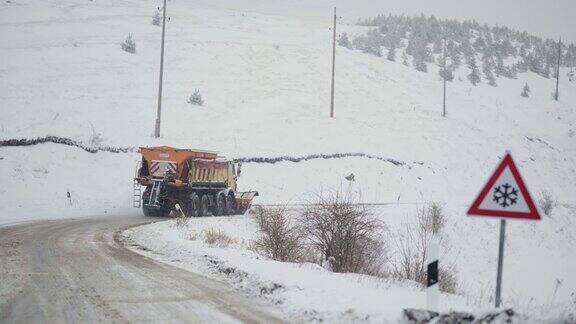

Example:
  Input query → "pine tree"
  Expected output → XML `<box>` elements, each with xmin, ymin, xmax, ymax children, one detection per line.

<box><xmin>121</xmin><ymin>34</ymin><xmax>136</xmax><ymax>54</ymax></box>
<box><xmin>187</xmin><ymin>89</ymin><xmax>204</xmax><ymax>106</ymax></box>
<box><xmin>402</xmin><ymin>52</ymin><xmax>409</xmax><ymax>66</ymax></box>
<box><xmin>413</xmin><ymin>54</ymin><xmax>427</xmax><ymax>72</ymax></box>
<box><xmin>482</xmin><ymin>53</ymin><xmax>497</xmax><ymax>86</ymax></box>
<box><xmin>438</xmin><ymin>65</ymin><xmax>454</xmax><ymax>82</ymax></box>
<box><xmin>508</xmin><ymin>65</ymin><xmax>518</xmax><ymax>79</ymax></box>
<box><xmin>152</xmin><ymin>11</ymin><xmax>161</xmax><ymax>26</ymax></box>
<box><xmin>495</xmin><ymin>54</ymin><xmax>507</xmax><ymax>77</ymax></box>
<box><xmin>521</xmin><ymin>83</ymin><xmax>530</xmax><ymax>97</ymax></box>
<box><xmin>450</xmin><ymin>52</ymin><xmax>462</xmax><ymax>70</ymax></box>
<box><xmin>467</xmin><ymin>56</ymin><xmax>481</xmax><ymax>85</ymax></box>
<box><xmin>484</xmin><ymin>68</ymin><xmax>497</xmax><ymax>86</ymax></box>
<box><xmin>386</xmin><ymin>47</ymin><xmax>396</xmax><ymax>61</ymax></box>
<box><xmin>338</xmin><ymin>33</ymin><xmax>352</xmax><ymax>49</ymax></box>
<box><xmin>432</xmin><ymin>39</ymin><xmax>443</xmax><ymax>54</ymax></box>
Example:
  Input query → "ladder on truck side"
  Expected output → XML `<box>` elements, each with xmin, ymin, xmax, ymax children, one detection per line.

<box><xmin>133</xmin><ymin>180</ymin><xmax>142</xmax><ymax>208</ymax></box>
<box><xmin>133</xmin><ymin>161</ymin><xmax>142</xmax><ymax>208</ymax></box>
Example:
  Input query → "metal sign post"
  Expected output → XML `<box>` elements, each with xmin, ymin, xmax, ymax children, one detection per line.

<box><xmin>495</xmin><ymin>219</ymin><xmax>506</xmax><ymax>308</ymax></box>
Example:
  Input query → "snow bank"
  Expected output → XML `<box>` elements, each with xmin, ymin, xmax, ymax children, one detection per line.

<box><xmin>125</xmin><ymin>207</ymin><xmax>576</xmax><ymax>322</ymax></box>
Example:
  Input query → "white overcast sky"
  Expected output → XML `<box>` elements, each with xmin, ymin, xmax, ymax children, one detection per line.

<box><xmin>203</xmin><ymin>0</ymin><xmax>576</xmax><ymax>43</ymax></box>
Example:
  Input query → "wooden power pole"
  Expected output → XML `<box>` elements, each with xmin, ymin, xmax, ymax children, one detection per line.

<box><xmin>442</xmin><ymin>36</ymin><xmax>447</xmax><ymax>117</ymax></box>
<box><xmin>154</xmin><ymin>0</ymin><xmax>167</xmax><ymax>138</ymax></box>
<box><xmin>330</xmin><ymin>7</ymin><xmax>336</xmax><ymax>118</ymax></box>
<box><xmin>555</xmin><ymin>37</ymin><xmax>561</xmax><ymax>101</ymax></box>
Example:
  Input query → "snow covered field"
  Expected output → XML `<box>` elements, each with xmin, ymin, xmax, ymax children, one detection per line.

<box><xmin>1</xmin><ymin>0</ymin><xmax>575</xmax><ymax>321</ymax></box>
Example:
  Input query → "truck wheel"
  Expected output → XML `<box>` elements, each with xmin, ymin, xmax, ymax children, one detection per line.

<box><xmin>142</xmin><ymin>204</ymin><xmax>158</xmax><ymax>217</ymax></box>
<box><xmin>199</xmin><ymin>195</ymin><xmax>210</xmax><ymax>217</ymax></box>
<box><xmin>225</xmin><ymin>193</ymin><xmax>236</xmax><ymax>215</ymax></box>
<box><xmin>142</xmin><ymin>187</ymin><xmax>157</xmax><ymax>217</ymax></box>
<box><xmin>185</xmin><ymin>193</ymin><xmax>200</xmax><ymax>217</ymax></box>
<box><xmin>213</xmin><ymin>193</ymin><xmax>225</xmax><ymax>216</ymax></box>
<box><xmin>191</xmin><ymin>194</ymin><xmax>201</xmax><ymax>217</ymax></box>
<box><xmin>158</xmin><ymin>206</ymin><xmax>172</xmax><ymax>217</ymax></box>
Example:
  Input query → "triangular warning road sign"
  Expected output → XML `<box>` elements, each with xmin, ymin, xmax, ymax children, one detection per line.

<box><xmin>468</xmin><ymin>153</ymin><xmax>540</xmax><ymax>220</ymax></box>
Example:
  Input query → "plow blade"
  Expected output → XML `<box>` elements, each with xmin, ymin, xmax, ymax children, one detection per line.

<box><xmin>235</xmin><ymin>191</ymin><xmax>259</xmax><ymax>214</ymax></box>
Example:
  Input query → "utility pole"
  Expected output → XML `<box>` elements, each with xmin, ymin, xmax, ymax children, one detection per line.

<box><xmin>555</xmin><ymin>37</ymin><xmax>561</xmax><ymax>101</ymax></box>
<box><xmin>330</xmin><ymin>7</ymin><xmax>336</xmax><ymax>118</ymax></box>
<box><xmin>442</xmin><ymin>36</ymin><xmax>447</xmax><ymax>117</ymax></box>
<box><xmin>154</xmin><ymin>0</ymin><xmax>167</xmax><ymax>138</ymax></box>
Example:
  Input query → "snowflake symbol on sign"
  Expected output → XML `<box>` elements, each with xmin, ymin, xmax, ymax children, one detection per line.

<box><xmin>493</xmin><ymin>183</ymin><xmax>518</xmax><ymax>208</ymax></box>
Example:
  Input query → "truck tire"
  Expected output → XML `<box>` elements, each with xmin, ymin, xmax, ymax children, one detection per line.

<box><xmin>225</xmin><ymin>193</ymin><xmax>236</xmax><ymax>215</ymax></box>
<box><xmin>184</xmin><ymin>193</ymin><xmax>200</xmax><ymax>217</ymax></box>
<box><xmin>213</xmin><ymin>193</ymin><xmax>225</xmax><ymax>216</ymax></box>
<box><xmin>142</xmin><ymin>204</ymin><xmax>159</xmax><ymax>217</ymax></box>
<box><xmin>142</xmin><ymin>187</ymin><xmax>171</xmax><ymax>217</ymax></box>
<box><xmin>199</xmin><ymin>194</ymin><xmax>210</xmax><ymax>217</ymax></box>
<box><xmin>142</xmin><ymin>187</ymin><xmax>157</xmax><ymax>217</ymax></box>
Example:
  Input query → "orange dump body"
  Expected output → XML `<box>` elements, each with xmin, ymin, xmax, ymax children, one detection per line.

<box><xmin>140</xmin><ymin>146</ymin><xmax>218</xmax><ymax>180</ymax></box>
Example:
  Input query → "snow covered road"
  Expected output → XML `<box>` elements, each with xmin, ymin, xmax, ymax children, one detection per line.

<box><xmin>0</xmin><ymin>215</ymin><xmax>282</xmax><ymax>323</ymax></box>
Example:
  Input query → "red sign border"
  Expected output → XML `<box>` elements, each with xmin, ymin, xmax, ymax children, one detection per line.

<box><xmin>467</xmin><ymin>153</ymin><xmax>540</xmax><ymax>220</ymax></box>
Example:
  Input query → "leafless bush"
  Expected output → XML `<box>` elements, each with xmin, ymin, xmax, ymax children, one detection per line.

<box><xmin>439</xmin><ymin>263</ymin><xmax>459</xmax><ymax>293</ymax></box>
<box><xmin>250</xmin><ymin>206</ymin><xmax>305</xmax><ymax>262</ymax></box>
<box><xmin>419</xmin><ymin>202</ymin><xmax>447</xmax><ymax>234</ymax></box>
<box><xmin>393</xmin><ymin>203</ymin><xmax>446</xmax><ymax>282</ymax></box>
<box><xmin>203</xmin><ymin>228</ymin><xmax>236</xmax><ymax>247</ymax></box>
<box><xmin>174</xmin><ymin>211</ymin><xmax>188</xmax><ymax>229</ymax></box>
<box><xmin>538</xmin><ymin>190</ymin><xmax>557</xmax><ymax>217</ymax></box>
<box><xmin>299</xmin><ymin>191</ymin><xmax>387</xmax><ymax>275</ymax></box>
<box><xmin>393</xmin><ymin>221</ymin><xmax>427</xmax><ymax>284</ymax></box>
<box><xmin>392</xmin><ymin>202</ymin><xmax>457</xmax><ymax>292</ymax></box>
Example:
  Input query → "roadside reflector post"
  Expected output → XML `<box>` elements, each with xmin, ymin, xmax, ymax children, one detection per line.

<box><xmin>495</xmin><ymin>219</ymin><xmax>506</xmax><ymax>308</ymax></box>
<box><xmin>427</xmin><ymin>234</ymin><xmax>440</xmax><ymax>311</ymax></box>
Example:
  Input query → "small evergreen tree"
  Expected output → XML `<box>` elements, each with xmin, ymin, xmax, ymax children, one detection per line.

<box><xmin>485</xmin><ymin>69</ymin><xmax>497</xmax><ymax>86</ymax></box>
<box><xmin>450</xmin><ymin>52</ymin><xmax>461</xmax><ymax>70</ymax></box>
<box><xmin>121</xmin><ymin>34</ymin><xmax>136</xmax><ymax>54</ymax></box>
<box><xmin>481</xmin><ymin>53</ymin><xmax>497</xmax><ymax>86</ymax></box>
<box><xmin>495</xmin><ymin>55</ymin><xmax>507</xmax><ymax>77</ymax></box>
<box><xmin>413</xmin><ymin>54</ymin><xmax>427</xmax><ymax>72</ymax></box>
<box><xmin>467</xmin><ymin>56</ymin><xmax>481</xmax><ymax>85</ymax></box>
<box><xmin>402</xmin><ymin>51</ymin><xmax>409</xmax><ymax>66</ymax></box>
<box><xmin>386</xmin><ymin>47</ymin><xmax>396</xmax><ymax>61</ymax></box>
<box><xmin>187</xmin><ymin>89</ymin><xmax>204</xmax><ymax>106</ymax></box>
<box><xmin>521</xmin><ymin>83</ymin><xmax>530</xmax><ymax>97</ymax></box>
<box><xmin>338</xmin><ymin>33</ymin><xmax>351</xmax><ymax>49</ymax></box>
<box><xmin>438</xmin><ymin>66</ymin><xmax>454</xmax><ymax>82</ymax></box>
<box><xmin>152</xmin><ymin>11</ymin><xmax>161</xmax><ymax>26</ymax></box>
<box><xmin>363</xmin><ymin>45</ymin><xmax>382</xmax><ymax>57</ymax></box>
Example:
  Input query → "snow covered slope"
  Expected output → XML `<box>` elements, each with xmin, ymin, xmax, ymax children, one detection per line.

<box><xmin>0</xmin><ymin>0</ymin><xmax>575</xmax><ymax>320</ymax></box>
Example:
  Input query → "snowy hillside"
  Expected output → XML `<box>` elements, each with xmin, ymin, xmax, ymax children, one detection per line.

<box><xmin>349</xmin><ymin>14</ymin><xmax>576</xmax><ymax>84</ymax></box>
<box><xmin>0</xmin><ymin>0</ymin><xmax>575</xmax><ymax>321</ymax></box>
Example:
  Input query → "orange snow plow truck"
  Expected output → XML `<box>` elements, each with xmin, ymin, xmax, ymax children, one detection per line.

<box><xmin>133</xmin><ymin>146</ymin><xmax>258</xmax><ymax>217</ymax></box>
